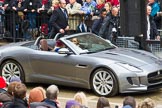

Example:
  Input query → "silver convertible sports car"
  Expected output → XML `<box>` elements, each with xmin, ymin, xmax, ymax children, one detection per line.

<box><xmin>1</xmin><ymin>33</ymin><xmax>162</xmax><ymax>96</ymax></box>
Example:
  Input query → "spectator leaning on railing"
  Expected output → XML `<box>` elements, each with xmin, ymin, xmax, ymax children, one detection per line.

<box><xmin>12</xmin><ymin>0</ymin><xmax>26</xmax><ymax>39</ymax></box>
<box><xmin>24</xmin><ymin>0</ymin><xmax>41</xmax><ymax>40</ymax></box>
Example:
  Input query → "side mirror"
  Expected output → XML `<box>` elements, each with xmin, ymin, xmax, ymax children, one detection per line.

<box><xmin>58</xmin><ymin>48</ymin><xmax>72</xmax><ymax>55</ymax></box>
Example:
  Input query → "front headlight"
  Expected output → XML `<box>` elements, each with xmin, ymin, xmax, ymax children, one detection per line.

<box><xmin>116</xmin><ymin>62</ymin><xmax>142</xmax><ymax>72</ymax></box>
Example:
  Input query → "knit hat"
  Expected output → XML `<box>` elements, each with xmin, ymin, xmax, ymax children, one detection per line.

<box><xmin>29</xmin><ymin>87</ymin><xmax>46</xmax><ymax>103</ymax></box>
<box><xmin>65</xmin><ymin>100</ymin><xmax>81</xmax><ymax>108</ymax></box>
<box><xmin>9</xmin><ymin>76</ymin><xmax>21</xmax><ymax>83</ymax></box>
<box><xmin>0</xmin><ymin>76</ymin><xmax>6</xmax><ymax>89</ymax></box>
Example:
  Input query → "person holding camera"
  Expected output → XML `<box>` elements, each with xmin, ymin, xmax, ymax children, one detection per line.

<box><xmin>98</xmin><ymin>6</ymin><xmax>120</xmax><ymax>44</ymax></box>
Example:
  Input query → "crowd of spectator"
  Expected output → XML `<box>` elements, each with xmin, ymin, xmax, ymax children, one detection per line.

<box><xmin>0</xmin><ymin>76</ymin><xmax>162</xmax><ymax>108</ymax></box>
<box><xmin>0</xmin><ymin>0</ymin><xmax>162</xmax><ymax>42</ymax></box>
<box><xmin>0</xmin><ymin>0</ymin><xmax>161</xmax><ymax>42</ymax></box>
<box><xmin>0</xmin><ymin>0</ymin><xmax>120</xmax><ymax>41</ymax></box>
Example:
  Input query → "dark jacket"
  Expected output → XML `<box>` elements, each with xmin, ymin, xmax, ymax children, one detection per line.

<box><xmin>99</xmin><ymin>14</ymin><xmax>120</xmax><ymax>40</ymax></box>
<box><xmin>92</xmin><ymin>17</ymin><xmax>104</xmax><ymax>35</ymax></box>
<box><xmin>49</xmin><ymin>7</ymin><xmax>68</xmax><ymax>34</ymax></box>
<box><xmin>11</xmin><ymin>0</ymin><xmax>26</xmax><ymax>11</ymax></box>
<box><xmin>7</xmin><ymin>98</ymin><xmax>28</xmax><ymax>108</ymax></box>
<box><xmin>149</xmin><ymin>15</ymin><xmax>159</xmax><ymax>39</ymax></box>
<box><xmin>4</xmin><ymin>0</ymin><xmax>15</xmax><ymax>11</ymax></box>
<box><xmin>0</xmin><ymin>92</ymin><xmax>13</xmax><ymax>103</ymax></box>
<box><xmin>30</xmin><ymin>99</ymin><xmax>57</xmax><ymax>108</ymax></box>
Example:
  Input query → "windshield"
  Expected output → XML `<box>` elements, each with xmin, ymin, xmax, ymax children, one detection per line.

<box><xmin>67</xmin><ymin>34</ymin><xmax>116</xmax><ymax>53</ymax></box>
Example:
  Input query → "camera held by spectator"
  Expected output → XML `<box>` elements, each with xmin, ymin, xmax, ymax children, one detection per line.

<box><xmin>112</xmin><ymin>27</ymin><xmax>117</xmax><ymax>38</ymax></box>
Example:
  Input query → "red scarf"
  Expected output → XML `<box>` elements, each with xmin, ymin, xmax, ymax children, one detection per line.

<box><xmin>96</xmin><ymin>4</ymin><xmax>105</xmax><ymax>9</ymax></box>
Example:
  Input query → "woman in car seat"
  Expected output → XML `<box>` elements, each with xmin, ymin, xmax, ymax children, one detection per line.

<box><xmin>52</xmin><ymin>40</ymin><xmax>65</xmax><ymax>52</ymax></box>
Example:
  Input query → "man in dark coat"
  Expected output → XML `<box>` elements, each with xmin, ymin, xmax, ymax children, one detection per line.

<box><xmin>135</xmin><ymin>5</ymin><xmax>160</xmax><ymax>52</ymax></box>
<box><xmin>49</xmin><ymin>0</ymin><xmax>69</xmax><ymax>38</ymax></box>
<box><xmin>92</xmin><ymin>8</ymin><xmax>107</xmax><ymax>35</ymax></box>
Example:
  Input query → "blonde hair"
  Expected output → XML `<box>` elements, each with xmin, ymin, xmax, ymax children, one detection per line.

<box><xmin>52</xmin><ymin>0</ymin><xmax>59</xmax><ymax>6</ymax></box>
<box><xmin>104</xmin><ymin>2</ymin><xmax>112</xmax><ymax>11</ymax></box>
<box><xmin>137</xmin><ymin>98</ymin><xmax>155</xmax><ymax>108</ymax></box>
<box><xmin>74</xmin><ymin>91</ymin><xmax>88</xmax><ymax>107</ymax></box>
<box><xmin>96</xmin><ymin>0</ymin><xmax>105</xmax><ymax>4</ymax></box>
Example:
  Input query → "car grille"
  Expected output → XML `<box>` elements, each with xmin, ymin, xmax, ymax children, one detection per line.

<box><xmin>148</xmin><ymin>70</ymin><xmax>162</xmax><ymax>84</ymax></box>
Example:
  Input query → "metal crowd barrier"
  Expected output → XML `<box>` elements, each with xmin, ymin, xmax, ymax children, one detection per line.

<box><xmin>0</xmin><ymin>10</ymin><xmax>51</xmax><ymax>42</ymax></box>
<box><xmin>0</xmin><ymin>11</ymin><xmax>94</xmax><ymax>41</ymax></box>
<box><xmin>116</xmin><ymin>36</ymin><xmax>162</xmax><ymax>58</ymax></box>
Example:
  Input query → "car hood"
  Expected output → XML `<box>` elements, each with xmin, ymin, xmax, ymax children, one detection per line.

<box><xmin>87</xmin><ymin>48</ymin><xmax>161</xmax><ymax>67</ymax></box>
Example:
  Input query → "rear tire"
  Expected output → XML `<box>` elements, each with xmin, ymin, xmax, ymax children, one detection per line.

<box><xmin>0</xmin><ymin>60</ymin><xmax>25</xmax><ymax>84</ymax></box>
<box><xmin>90</xmin><ymin>68</ymin><xmax>118</xmax><ymax>97</ymax></box>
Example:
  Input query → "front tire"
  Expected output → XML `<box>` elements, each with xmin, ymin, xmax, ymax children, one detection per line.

<box><xmin>90</xmin><ymin>68</ymin><xmax>118</xmax><ymax>97</ymax></box>
<box><xmin>0</xmin><ymin>60</ymin><xmax>24</xmax><ymax>84</ymax></box>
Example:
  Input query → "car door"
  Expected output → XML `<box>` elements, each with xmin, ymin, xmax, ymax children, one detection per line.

<box><xmin>29</xmin><ymin>50</ymin><xmax>80</xmax><ymax>84</ymax></box>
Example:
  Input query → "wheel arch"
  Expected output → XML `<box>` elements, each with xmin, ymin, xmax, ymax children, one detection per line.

<box><xmin>0</xmin><ymin>58</ymin><xmax>25</xmax><ymax>82</ymax></box>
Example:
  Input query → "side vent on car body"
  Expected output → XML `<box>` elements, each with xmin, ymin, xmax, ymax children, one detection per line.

<box><xmin>75</xmin><ymin>64</ymin><xmax>88</xmax><ymax>69</ymax></box>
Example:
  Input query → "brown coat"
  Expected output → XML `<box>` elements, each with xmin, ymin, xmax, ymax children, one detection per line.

<box><xmin>66</xmin><ymin>2</ymin><xmax>82</xmax><ymax>30</ymax></box>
